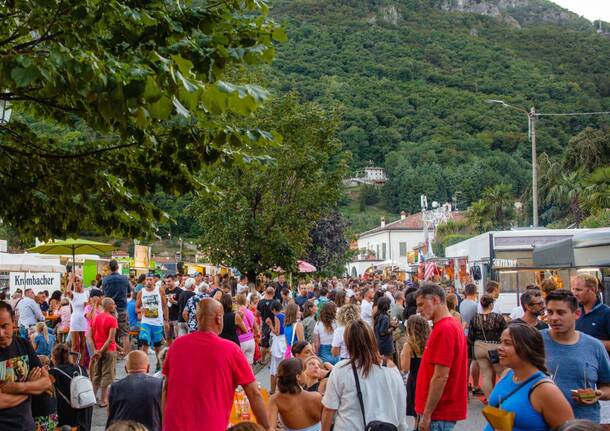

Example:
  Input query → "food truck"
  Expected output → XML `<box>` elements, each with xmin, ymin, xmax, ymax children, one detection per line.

<box><xmin>445</xmin><ymin>228</ymin><xmax>590</xmax><ymax>313</ymax></box>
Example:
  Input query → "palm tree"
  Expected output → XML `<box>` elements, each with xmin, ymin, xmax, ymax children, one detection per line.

<box><xmin>544</xmin><ymin>170</ymin><xmax>586</xmax><ymax>225</ymax></box>
<box><xmin>481</xmin><ymin>184</ymin><xmax>516</xmax><ymax>230</ymax></box>
<box><xmin>583</xmin><ymin>167</ymin><xmax>610</xmax><ymax>214</ymax></box>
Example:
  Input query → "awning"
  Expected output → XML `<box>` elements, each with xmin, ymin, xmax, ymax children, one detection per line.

<box><xmin>533</xmin><ymin>228</ymin><xmax>610</xmax><ymax>268</ymax></box>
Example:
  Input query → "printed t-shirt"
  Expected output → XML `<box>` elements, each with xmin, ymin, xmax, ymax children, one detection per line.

<box><xmin>91</xmin><ymin>312</ymin><xmax>119</xmax><ymax>351</ymax></box>
<box><xmin>162</xmin><ymin>331</ymin><xmax>255</xmax><ymax>431</ymax></box>
<box><xmin>0</xmin><ymin>336</ymin><xmax>42</xmax><ymax>430</ymax></box>
<box><xmin>415</xmin><ymin>316</ymin><xmax>468</xmax><ymax>421</ymax></box>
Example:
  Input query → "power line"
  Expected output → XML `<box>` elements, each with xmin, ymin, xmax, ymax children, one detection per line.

<box><xmin>538</xmin><ymin>111</ymin><xmax>610</xmax><ymax>117</ymax></box>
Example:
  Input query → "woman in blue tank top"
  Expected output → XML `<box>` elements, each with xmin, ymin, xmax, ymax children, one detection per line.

<box><xmin>485</xmin><ymin>323</ymin><xmax>573</xmax><ymax>431</ymax></box>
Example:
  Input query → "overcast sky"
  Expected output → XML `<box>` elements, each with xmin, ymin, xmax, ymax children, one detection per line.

<box><xmin>550</xmin><ymin>0</ymin><xmax>610</xmax><ymax>22</ymax></box>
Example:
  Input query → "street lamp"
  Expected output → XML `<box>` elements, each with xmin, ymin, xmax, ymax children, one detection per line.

<box><xmin>486</xmin><ymin>99</ymin><xmax>539</xmax><ymax>228</ymax></box>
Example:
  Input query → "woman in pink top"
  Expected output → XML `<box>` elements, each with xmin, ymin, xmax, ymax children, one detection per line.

<box><xmin>236</xmin><ymin>293</ymin><xmax>258</xmax><ymax>366</ymax></box>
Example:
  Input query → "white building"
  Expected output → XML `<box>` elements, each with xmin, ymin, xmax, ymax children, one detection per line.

<box><xmin>346</xmin><ymin>210</ymin><xmax>463</xmax><ymax>277</ymax></box>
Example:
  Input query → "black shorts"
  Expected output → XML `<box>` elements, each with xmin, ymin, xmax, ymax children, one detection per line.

<box><xmin>261</xmin><ymin>323</ymin><xmax>271</xmax><ymax>348</ymax></box>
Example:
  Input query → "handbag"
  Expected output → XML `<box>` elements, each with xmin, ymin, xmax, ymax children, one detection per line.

<box><xmin>482</xmin><ymin>373</ymin><xmax>543</xmax><ymax>431</ymax></box>
<box><xmin>479</xmin><ymin>315</ymin><xmax>500</xmax><ymax>365</ymax></box>
<box><xmin>352</xmin><ymin>362</ymin><xmax>398</xmax><ymax>431</ymax></box>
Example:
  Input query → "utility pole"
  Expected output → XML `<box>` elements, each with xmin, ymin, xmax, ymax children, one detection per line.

<box><xmin>529</xmin><ymin>107</ymin><xmax>538</xmax><ymax>228</ymax></box>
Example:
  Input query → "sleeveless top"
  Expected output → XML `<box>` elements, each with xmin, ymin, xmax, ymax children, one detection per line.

<box><xmin>141</xmin><ymin>286</ymin><xmax>164</xmax><ymax>326</ymax></box>
<box><xmin>277</xmin><ymin>313</ymin><xmax>285</xmax><ymax>335</ymax></box>
<box><xmin>285</xmin><ymin>322</ymin><xmax>298</xmax><ymax>347</ymax></box>
<box><xmin>484</xmin><ymin>370</ymin><xmax>550</xmax><ymax>431</ymax></box>
<box><xmin>220</xmin><ymin>311</ymin><xmax>240</xmax><ymax>346</ymax></box>
<box><xmin>70</xmin><ymin>290</ymin><xmax>89</xmax><ymax>331</ymax></box>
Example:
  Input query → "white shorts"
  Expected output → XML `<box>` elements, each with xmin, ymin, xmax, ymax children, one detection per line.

<box><xmin>240</xmin><ymin>338</ymin><xmax>256</xmax><ymax>365</ymax></box>
<box><xmin>269</xmin><ymin>355</ymin><xmax>283</xmax><ymax>376</ymax></box>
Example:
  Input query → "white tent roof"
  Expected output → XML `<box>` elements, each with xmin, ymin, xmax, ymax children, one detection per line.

<box><xmin>0</xmin><ymin>253</ymin><xmax>64</xmax><ymax>273</ymax></box>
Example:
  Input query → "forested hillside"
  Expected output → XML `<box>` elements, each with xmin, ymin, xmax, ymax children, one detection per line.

<box><xmin>268</xmin><ymin>0</ymin><xmax>610</xmax><ymax>218</ymax></box>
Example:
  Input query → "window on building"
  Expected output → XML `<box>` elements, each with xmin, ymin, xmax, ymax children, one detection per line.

<box><xmin>399</xmin><ymin>242</ymin><xmax>407</xmax><ymax>257</ymax></box>
<box><xmin>382</xmin><ymin>243</ymin><xmax>387</xmax><ymax>259</ymax></box>
<box><xmin>376</xmin><ymin>245</ymin><xmax>380</xmax><ymax>259</ymax></box>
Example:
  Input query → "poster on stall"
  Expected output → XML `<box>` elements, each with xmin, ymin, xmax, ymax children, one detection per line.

<box><xmin>9</xmin><ymin>272</ymin><xmax>62</xmax><ymax>294</ymax></box>
<box><xmin>134</xmin><ymin>245</ymin><xmax>151</xmax><ymax>270</ymax></box>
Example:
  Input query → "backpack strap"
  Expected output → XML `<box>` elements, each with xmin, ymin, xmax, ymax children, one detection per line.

<box><xmin>351</xmin><ymin>361</ymin><xmax>367</xmax><ymax>427</ymax></box>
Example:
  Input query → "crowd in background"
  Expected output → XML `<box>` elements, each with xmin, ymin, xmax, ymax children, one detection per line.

<box><xmin>1</xmin><ymin>260</ymin><xmax>610</xmax><ymax>431</ymax></box>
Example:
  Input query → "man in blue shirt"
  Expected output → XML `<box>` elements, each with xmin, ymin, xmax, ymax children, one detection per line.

<box><xmin>572</xmin><ymin>274</ymin><xmax>610</xmax><ymax>353</ymax></box>
<box><xmin>294</xmin><ymin>283</ymin><xmax>308</xmax><ymax>311</ymax></box>
<box><xmin>102</xmin><ymin>259</ymin><xmax>130</xmax><ymax>353</ymax></box>
<box><xmin>542</xmin><ymin>289</ymin><xmax>610</xmax><ymax>422</ymax></box>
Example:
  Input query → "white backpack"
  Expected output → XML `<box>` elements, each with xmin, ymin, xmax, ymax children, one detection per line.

<box><xmin>55</xmin><ymin>366</ymin><xmax>97</xmax><ymax>409</ymax></box>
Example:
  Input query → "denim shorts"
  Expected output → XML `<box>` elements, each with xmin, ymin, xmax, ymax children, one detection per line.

<box><xmin>429</xmin><ymin>420</ymin><xmax>456</xmax><ymax>431</ymax></box>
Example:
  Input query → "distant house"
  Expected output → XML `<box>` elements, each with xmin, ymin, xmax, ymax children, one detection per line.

<box><xmin>343</xmin><ymin>166</ymin><xmax>388</xmax><ymax>187</ymax></box>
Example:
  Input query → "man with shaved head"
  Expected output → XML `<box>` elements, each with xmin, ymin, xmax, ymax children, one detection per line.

<box><xmin>162</xmin><ymin>298</ymin><xmax>269</xmax><ymax>431</ymax></box>
<box><xmin>106</xmin><ymin>350</ymin><xmax>162</xmax><ymax>431</ymax></box>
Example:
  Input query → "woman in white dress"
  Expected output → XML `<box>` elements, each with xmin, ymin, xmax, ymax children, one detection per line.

<box><xmin>67</xmin><ymin>273</ymin><xmax>88</xmax><ymax>365</ymax></box>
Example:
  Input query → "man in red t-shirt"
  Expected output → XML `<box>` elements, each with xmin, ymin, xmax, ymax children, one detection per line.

<box><xmin>162</xmin><ymin>297</ymin><xmax>269</xmax><ymax>431</ymax></box>
<box><xmin>415</xmin><ymin>283</ymin><xmax>468</xmax><ymax>431</ymax></box>
<box><xmin>88</xmin><ymin>297</ymin><xmax>118</xmax><ymax>407</ymax></box>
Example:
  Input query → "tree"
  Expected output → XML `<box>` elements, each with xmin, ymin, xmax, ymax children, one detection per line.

<box><xmin>582</xmin><ymin>167</ymin><xmax>610</xmax><ymax>214</ymax></box>
<box><xmin>466</xmin><ymin>184</ymin><xmax>516</xmax><ymax>231</ymax></box>
<box><xmin>190</xmin><ymin>94</ymin><xmax>348</xmax><ymax>279</ymax></box>
<box><xmin>306</xmin><ymin>210</ymin><xmax>352</xmax><ymax>276</ymax></box>
<box><xmin>0</xmin><ymin>0</ymin><xmax>285</xmax><ymax>238</ymax></box>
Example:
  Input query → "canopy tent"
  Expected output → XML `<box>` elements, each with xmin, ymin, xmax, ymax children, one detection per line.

<box><xmin>0</xmin><ymin>253</ymin><xmax>64</xmax><ymax>273</ymax></box>
<box><xmin>377</xmin><ymin>259</ymin><xmax>406</xmax><ymax>269</ymax></box>
<box><xmin>533</xmin><ymin>228</ymin><xmax>610</xmax><ymax>268</ymax></box>
<box><xmin>29</xmin><ymin>238</ymin><xmax>115</xmax><ymax>272</ymax></box>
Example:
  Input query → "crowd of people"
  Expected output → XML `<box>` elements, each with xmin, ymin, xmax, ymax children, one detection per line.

<box><xmin>1</xmin><ymin>259</ymin><xmax>610</xmax><ymax>431</ymax></box>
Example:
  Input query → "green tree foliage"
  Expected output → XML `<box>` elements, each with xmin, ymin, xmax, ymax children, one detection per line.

<box><xmin>190</xmin><ymin>94</ymin><xmax>348</xmax><ymax>279</ymax></box>
<box><xmin>467</xmin><ymin>184</ymin><xmax>516</xmax><ymax>230</ymax></box>
<box><xmin>0</xmin><ymin>0</ymin><xmax>285</xmax><ymax>238</ymax></box>
<box><xmin>537</xmin><ymin>128</ymin><xmax>610</xmax><ymax>227</ymax></box>
<box><xmin>268</xmin><ymin>0</ymin><xmax>610</xmax><ymax>218</ymax></box>
<box><xmin>306</xmin><ymin>210</ymin><xmax>352</xmax><ymax>276</ymax></box>
<box><xmin>359</xmin><ymin>184</ymin><xmax>380</xmax><ymax>209</ymax></box>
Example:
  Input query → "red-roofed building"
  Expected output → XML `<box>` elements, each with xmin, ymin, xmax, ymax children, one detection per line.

<box><xmin>346</xmin><ymin>209</ymin><xmax>465</xmax><ymax>277</ymax></box>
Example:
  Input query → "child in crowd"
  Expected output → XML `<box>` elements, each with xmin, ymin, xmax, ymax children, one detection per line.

<box><xmin>56</xmin><ymin>297</ymin><xmax>71</xmax><ymax>343</ymax></box>
<box><xmin>31</xmin><ymin>322</ymin><xmax>56</xmax><ymax>357</ymax></box>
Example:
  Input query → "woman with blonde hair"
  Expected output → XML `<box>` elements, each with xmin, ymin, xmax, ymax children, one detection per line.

<box><xmin>400</xmin><ymin>315</ymin><xmax>430</xmax><ymax>418</ymax></box>
<box><xmin>331</xmin><ymin>303</ymin><xmax>360</xmax><ymax>360</ymax></box>
<box><xmin>31</xmin><ymin>321</ymin><xmax>56</xmax><ymax>357</ymax></box>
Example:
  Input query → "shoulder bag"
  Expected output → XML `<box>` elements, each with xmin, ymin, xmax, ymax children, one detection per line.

<box><xmin>351</xmin><ymin>361</ymin><xmax>398</xmax><ymax>431</ymax></box>
<box><xmin>482</xmin><ymin>372</ymin><xmax>543</xmax><ymax>431</ymax></box>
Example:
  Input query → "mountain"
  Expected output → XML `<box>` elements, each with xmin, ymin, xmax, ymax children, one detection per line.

<box><xmin>434</xmin><ymin>0</ymin><xmax>591</xmax><ymax>29</ymax></box>
<box><xmin>268</xmin><ymin>0</ymin><xmax>610</xmax><ymax>220</ymax></box>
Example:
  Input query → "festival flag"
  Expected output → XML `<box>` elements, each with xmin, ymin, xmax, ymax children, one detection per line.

<box><xmin>424</xmin><ymin>260</ymin><xmax>437</xmax><ymax>280</ymax></box>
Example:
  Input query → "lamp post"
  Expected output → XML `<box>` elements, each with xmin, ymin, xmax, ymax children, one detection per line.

<box><xmin>486</xmin><ymin>100</ymin><xmax>539</xmax><ymax>227</ymax></box>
